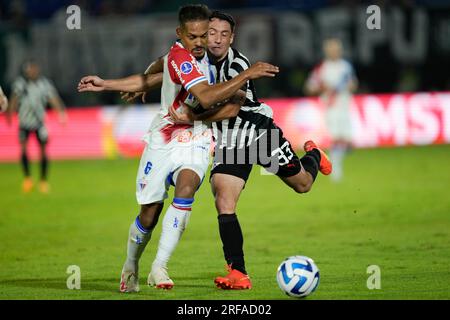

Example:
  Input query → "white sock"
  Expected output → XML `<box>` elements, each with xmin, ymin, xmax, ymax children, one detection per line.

<box><xmin>152</xmin><ymin>197</ymin><xmax>193</xmax><ymax>269</ymax></box>
<box><xmin>123</xmin><ymin>216</ymin><xmax>153</xmax><ymax>274</ymax></box>
<box><xmin>330</xmin><ymin>145</ymin><xmax>346</xmax><ymax>182</ymax></box>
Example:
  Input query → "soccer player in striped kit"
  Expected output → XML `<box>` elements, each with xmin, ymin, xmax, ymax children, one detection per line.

<box><xmin>6</xmin><ymin>59</ymin><xmax>67</xmax><ymax>193</ymax></box>
<box><xmin>169</xmin><ymin>11</ymin><xmax>333</xmax><ymax>289</ymax></box>
<box><xmin>78</xmin><ymin>5</ymin><xmax>278</xmax><ymax>292</ymax></box>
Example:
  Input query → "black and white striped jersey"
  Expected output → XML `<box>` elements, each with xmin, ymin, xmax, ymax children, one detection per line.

<box><xmin>11</xmin><ymin>76</ymin><xmax>57</xmax><ymax>129</ymax></box>
<box><xmin>210</xmin><ymin>48</ymin><xmax>274</xmax><ymax>149</ymax></box>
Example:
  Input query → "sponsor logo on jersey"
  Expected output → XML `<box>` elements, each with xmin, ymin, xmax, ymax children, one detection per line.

<box><xmin>171</xmin><ymin>60</ymin><xmax>185</xmax><ymax>84</ymax></box>
<box><xmin>180</xmin><ymin>62</ymin><xmax>193</xmax><ymax>75</ymax></box>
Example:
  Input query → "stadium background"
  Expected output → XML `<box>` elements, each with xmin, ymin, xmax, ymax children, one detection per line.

<box><xmin>0</xmin><ymin>0</ymin><xmax>449</xmax><ymax>300</ymax></box>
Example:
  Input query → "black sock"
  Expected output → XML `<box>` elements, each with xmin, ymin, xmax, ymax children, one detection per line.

<box><xmin>40</xmin><ymin>155</ymin><xmax>48</xmax><ymax>181</ymax></box>
<box><xmin>21</xmin><ymin>152</ymin><xmax>30</xmax><ymax>177</ymax></box>
<box><xmin>218</xmin><ymin>213</ymin><xmax>246</xmax><ymax>274</ymax></box>
<box><xmin>300</xmin><ymin>149</ymin><xmax>320</xmax><ymax>181</ymax></box>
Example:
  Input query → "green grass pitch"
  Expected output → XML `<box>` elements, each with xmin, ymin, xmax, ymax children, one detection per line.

<box><xmin>0</xmin><ymin>145</ymin><xmax>449</xmax><ymax>300</ymax></box>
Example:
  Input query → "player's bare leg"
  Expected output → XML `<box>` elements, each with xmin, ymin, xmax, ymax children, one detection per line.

<box><xmin>139</xmin><ymin>202</ymin><xmax>164</xmax><ymax>229</ymax></box>
<box><xmin>212</xmin><ymin>173</ymin><xmax>244</xmax><ymax>213</ymax></box>
<box><xmin>280</xmin><ymin>140</ymin><xmax>332</xmax><ymax>193</ymax></box>
<box><xmin>211</xmin><ymin>173</ymin><xmax>252</xmax><ymax>290</ymax></box>
<box><xmin>280</xmin><ymin>170</ymin><xmax>314</xmax><ymax>194</ymax></box>
<box><xmin>120</xmin><ymin>202</ymin><xmax>164</xmax><ymax>293</ymax></box>
<box><xmin>149</xmin><ymin>169</ymin><xmax>200</xmax><ymax>290</ymax></box>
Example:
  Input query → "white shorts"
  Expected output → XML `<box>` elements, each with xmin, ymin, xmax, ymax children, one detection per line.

<box><xmin>325</xmin><ymin>95</ymin><xmax>353</xmax><ymax>142</ymax></box>
<box><xmin>135</xmin><ymin>132</ymin><xmax>211</xmax><ymax>205</ymax></box>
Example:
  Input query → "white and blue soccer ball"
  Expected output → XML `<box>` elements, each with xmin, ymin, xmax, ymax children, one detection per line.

<box><xmin>276</xmin><ymin>255</ymin><xmax>320</xmax><ymax>298</ymax></box>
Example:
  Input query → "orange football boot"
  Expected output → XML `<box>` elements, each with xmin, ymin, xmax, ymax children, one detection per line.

<box><xmin>39</xmin><ymin>181</ymin><xmax>50</xmax><ymax>194</ymax></box>
<box><xmin>304</xmin><ymin>140</ymin><xmax>332</xmax><ymax>175</ymax></box>
<box><xmin>214</xmin><ymin>265</ymin><xmax>252</xmax><ymax>290</ymax></box>
<box><xmin>22</xmin><ymin>177</ymin><xmax>34</xmax><ymax>193</ymax></box>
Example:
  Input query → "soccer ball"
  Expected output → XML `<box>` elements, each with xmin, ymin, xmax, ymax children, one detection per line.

<box><xmin>276</xmin><ymin>255</ymin><xmax>320</xmax><ymax>298</ymax></box>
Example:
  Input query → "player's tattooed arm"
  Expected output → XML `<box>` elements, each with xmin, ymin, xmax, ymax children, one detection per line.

<box><xmin>188</xmin><ymin>61</ymin><xmax>278</xmax><ymax>109</ymax></box>
<box><xmin>169</xmin><ymin>102</ymin><xmax>241</xmax><ymax>125</ymax></box>
<box><xmin>169</xmin><ymin>90</ymin><xmax>246</xmax><ymax>124</ymax></box>
<box><xmin>195</xmin><ymin>103</ymin><xmax>241</xmax><ymax>122</ymax></box>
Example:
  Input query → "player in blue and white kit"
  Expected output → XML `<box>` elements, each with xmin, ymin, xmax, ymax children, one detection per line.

<box><xmin>305</xmin><ymin>38</ymin><xmax>358</xmax><ymax>182</ymax></box>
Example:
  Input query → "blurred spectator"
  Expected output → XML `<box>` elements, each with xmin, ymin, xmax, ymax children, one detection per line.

<box><xmin>304</xmin><ymin>38</ymin><xmax>358</xmax><ymax>182</ymax></box>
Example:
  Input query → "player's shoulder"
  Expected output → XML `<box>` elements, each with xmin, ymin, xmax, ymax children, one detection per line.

<box><xmin>230</xmin><ymin>48</ymin><xmax>251</xmax><ymax>66</ymax></box>
<box><xmin>310</xmin><ymin>61</ymin><xmax>324</xmax><ymax>75</ymax></box>
<box><xmin>38</xmin><ymin>76</ymin><xmax>55</xmax><ymax>88</ymax></box>
<box><xmin>12</xmin><ymin>76</ymin><xmax>26</xmax><ymax>88</ymax></box>
<box><xmin>39</xmin><ymin>76</ymin><xmax>51</xmax><ymax>84</ymax></box>
<box><xmin>168</xmin><ymin>42</ymin><xmax>191</xmax><ymax>59</ymax></box>
<box><xmin>228</xmin><ymin>48</ymin><xmax>251</xmax><ymax>74</ymax></box>
<box><xmin>167</xmin><ymin>42</ymin><xmax>197</xmax><ymax>71</ymax></box>
<box><xmin>340</xmin><ymin>59</ymin><xmax>354</xmax><ymax>69</ymax></box>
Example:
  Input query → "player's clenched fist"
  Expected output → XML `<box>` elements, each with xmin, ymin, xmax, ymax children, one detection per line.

<box><xmin>77</xmin><ymin>75</ymin><xmax>106</xmax><ymax>92</ymax></box>
<box><xmin>244</xmin><ymin>62</ymin><xmax>279</xmax><ymax>80</ymax></box>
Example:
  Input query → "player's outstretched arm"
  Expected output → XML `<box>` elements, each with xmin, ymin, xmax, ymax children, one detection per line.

<box><xmin>189</xmin><ymin>61</ymin><xmax>278</xmax><ymax>109</ymax></box>
<box><xmin>78</xmin><ymin>73</ymin><xmax>163</xmax><ymax>93</ymax></box>
<box><xmin>196</xmin><ymin>103</ymin><xmax>241</xmax><ymax>122</ymax></box>
<box><xmin>169</xmin><ymin>102</ymin><xmax>241</xmax><ymax>125</ymax></box>
<box><xmin>169</xmin><ymin>90</ymin><xmax>246</xmax><ymax>124</ymax></box>
<box><xmin>48</xmin><ymin>94</ymin><xmax>67</xmax><ymax>125</ymax></box>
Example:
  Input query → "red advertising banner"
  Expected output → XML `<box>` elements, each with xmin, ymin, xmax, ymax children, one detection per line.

<box><xmin>0</xmin><ymin>108</ymin><xmax>104</xmax><ymax>162</ymax></box>
<box><xmin>269</xmin><ymin>92</ymin><xmax>450</xmax><ymax>150</ymax></box>
<box><xmin>0</xmin><ymin>92</ymin><xmax>449</xmax><ymax>162</ymax></box>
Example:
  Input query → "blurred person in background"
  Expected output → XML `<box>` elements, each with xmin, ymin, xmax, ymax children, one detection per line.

<box><xmin>305</xmin><ymin>38</ymin><xmax>357</xmax><ymax>182</ymax></box>
<box><xmin>5</xmin><ymin>59</ymin><xmax>67</xmax><ymax>193</ymax></box>
<box><xmin>0</xmin><ymin>86</ymin><xmax>8</xmax><ymax>112</ymax></box>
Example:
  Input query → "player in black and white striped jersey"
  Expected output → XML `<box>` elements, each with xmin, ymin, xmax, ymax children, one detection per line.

<box><xmin>170</xmin><ymin>11</ymin><xmax>333</xmax><ymax>290</ymax></box>
<box><xmin>210</xmin><ymin>47</ymin><xmax>275</xmax><ymax>151</ymax></box>
<box><xmin>6</xmin><ymin>59</ymin><xmax>67</xmax><ymax>193</ymax></box>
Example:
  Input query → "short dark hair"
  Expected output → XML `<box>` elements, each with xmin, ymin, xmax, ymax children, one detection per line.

<box><xmin>178</xmin><ymin>4</ymin><xmax>211</xmax><ymax>27</ymax></box>
<box><xmin>210</xmin><ymin>10</ymin><xmax>236</xmax><ymax>32</ymax></box>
